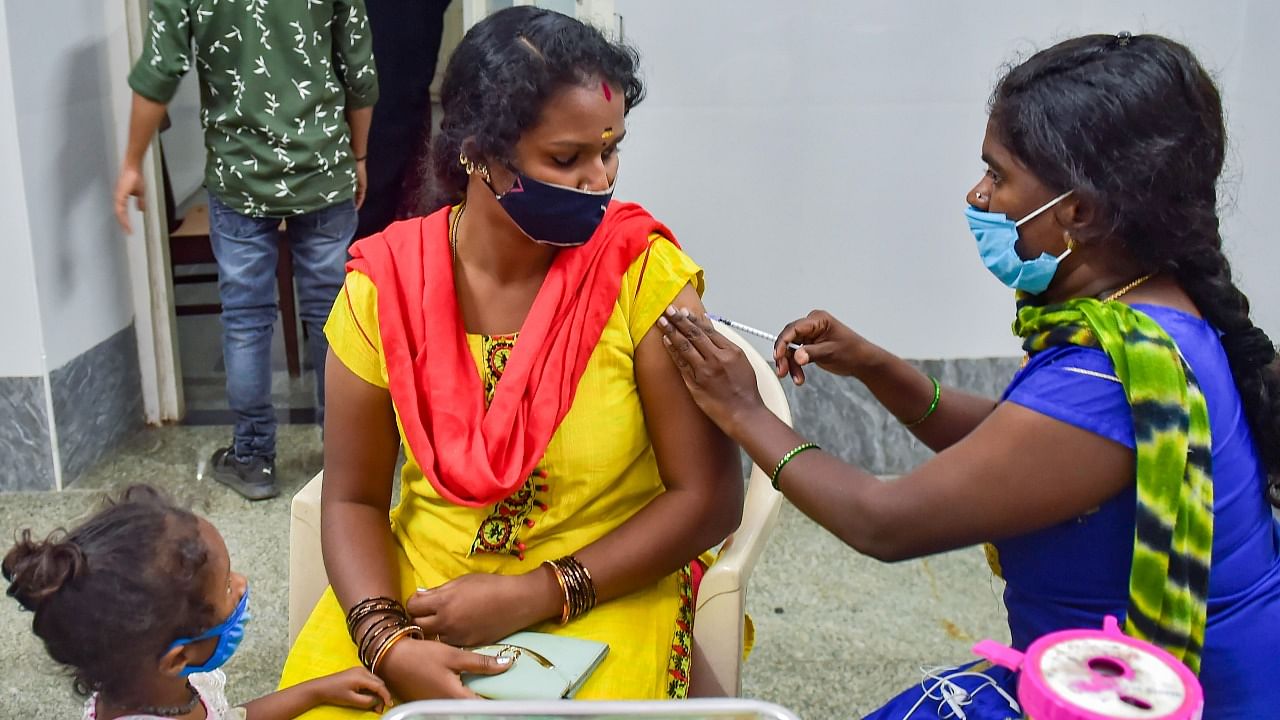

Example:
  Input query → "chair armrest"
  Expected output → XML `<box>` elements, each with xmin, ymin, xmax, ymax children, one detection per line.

<box><xmin>288</xmin><ymin>471</ymin><xmax>328</xmax><ymax>645</ymax></box>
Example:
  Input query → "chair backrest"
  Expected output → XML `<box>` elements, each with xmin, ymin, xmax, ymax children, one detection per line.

<box><xmin>689</xmin><ymin>326</ymin><xmax>789</xmax><ymax>696</ymax></box>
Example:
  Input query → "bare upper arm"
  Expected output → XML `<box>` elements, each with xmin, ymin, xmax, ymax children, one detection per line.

<box><xmin>867</xmin><ymin>400</ymin><xmax>1135</xmax><ymax>559</ymax></box>
<box><xmin>322</xmin><ymin>347</ymin><xmax>401</xmax><ymax>510</ymax></box>
<box><xmin>633</xmin><ymin>284</ymin><xmax>742</xmax><ymax>498</ymax></box>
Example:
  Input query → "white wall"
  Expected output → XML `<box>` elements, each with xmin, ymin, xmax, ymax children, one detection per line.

<box><xmin>5</xmin><ymin>0</ymin><xmax>135</xmax><ymax>369</ymax></box>
<box><xmin>1223</xmin><ymin>1</ymin><xmax>1280</xmax><ymax>335</ymax></box>
<box><xmin>161</xmin><ymin>74</ymin><xmax>206</xmax><ymax>207</ymax></box>
<box><xmin>616</xmin><ymin>0</ymin><xmax>1279</xmax><ymax>359</ymax></box>
<box><xmin>0</xmin><ymin>0</ymin><xmax>46</xmax><ymax>378</ymax></box>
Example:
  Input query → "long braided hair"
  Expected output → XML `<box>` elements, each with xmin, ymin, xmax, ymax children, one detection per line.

<box><xmin>989</xmin><ymin>33</ymin><xmax>1280</xmax><ymax>507</ymax></box>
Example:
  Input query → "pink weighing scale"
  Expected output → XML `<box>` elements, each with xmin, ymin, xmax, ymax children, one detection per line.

<box><xmin>972</xmin><ymin>616</ymin><xmax>1203</xmax><ymax>720</ymax></box>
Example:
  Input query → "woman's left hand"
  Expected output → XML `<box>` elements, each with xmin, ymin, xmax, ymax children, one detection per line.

<box><xmin>658</xmin><ymin>306</ymin><xmax>767</xmax><ymax>432</ymax></box>
<box><xmin>407</xmin><ymin>571</ymin><xmax>555</xmax><ymax>647</ymax></box>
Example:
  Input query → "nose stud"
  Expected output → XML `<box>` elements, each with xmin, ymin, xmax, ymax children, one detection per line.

<box><xmin>974</xmin><ymin>191</ymin><xmax>986</xmax><ymax>201</ymax></box>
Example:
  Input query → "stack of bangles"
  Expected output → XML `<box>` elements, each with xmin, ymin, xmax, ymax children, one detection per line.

<box><xmin>543</xmin><ymin>556</ymin><xmax>597</xmax><ymax>625</ymax></box>
<box><xmin>346</xmin><ymin>596</ymin><xmax>425</xmax><ymax>674</ymax></box>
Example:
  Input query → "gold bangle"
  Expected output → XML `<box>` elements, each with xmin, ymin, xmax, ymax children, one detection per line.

<box><xmin>544</xmin><ymin>560</ymin><xmax>572</xmax><ymax>624</ymax></box>
<box><xmin>358</xmin><ymin>614</ymin><xmax>406</xmax><ymax>665</ymax></box>
<box><xmin>547</xmin><ymin>556</ymin><xmax>597</xmax><ymax>623</ymax></box>
<box><xmin>371</xmin><ymin>625</ymin><xmax>423</xmax><ymax>675</ymax></box>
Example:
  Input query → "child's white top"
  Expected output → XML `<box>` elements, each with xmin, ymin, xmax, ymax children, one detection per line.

<box><xmin>82</xmin><ymin>670</ymin><xmax>247</xmax><ymax>720</ymax></box>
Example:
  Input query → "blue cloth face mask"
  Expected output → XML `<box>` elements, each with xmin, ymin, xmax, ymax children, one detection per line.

<box><xmin>966</xmin><ymin>190</ymin><xmax>1074</xmax><ymax>294</ymax></box>
<box><xmin>169</xmin><ymin>584</ymin><xmax>250</xmax><ymax>676</ymax></box>
<box><xmin>492</xmin><ymin>169</ymin><xmax>614</xmax><ymax>247</ymax></box>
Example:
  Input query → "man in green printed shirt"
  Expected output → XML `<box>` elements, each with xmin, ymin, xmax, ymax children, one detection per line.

<box><xmin>114</xmin><ymin>0</ymin><xmax>378</xmax><ymax>500</ymax></box>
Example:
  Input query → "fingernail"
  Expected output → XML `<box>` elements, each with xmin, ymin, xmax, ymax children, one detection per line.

<box><xmin>658</xmin><ymin>316</ymin><xmax>669</xmax><ymax>328</ymax></box>
<box><xmin>680</xmin><ymin>308</ymin><xmax>691</xmax><ymax>318</ymax></box>
<box><xmin>415</xmin><ymin>587</ymin><xmax>428</xmax><ymax>593</ymax></box>
<box><xmin>496</xmin><ymin>656</ymin><xmax>513</xmax><ymax>665</ymax></box>
<box><xmin>665</xmin><ymin>305</ymin><xmax>676</xmax><ymax>316</ymax></box>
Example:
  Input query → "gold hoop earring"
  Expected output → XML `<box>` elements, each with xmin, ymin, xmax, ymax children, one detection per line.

<box><xmin>459</xmin><ymin>153</ymin><xmax>491</xmax><ymax>184</ymax></box>
<box><xmin>1063</xmin><ymin>231</ymin><xmax>1075</xmax><ymax>251</ymax></box>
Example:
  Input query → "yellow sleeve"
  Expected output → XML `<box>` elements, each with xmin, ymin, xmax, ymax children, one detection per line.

<box><xmin>619</xmin><ymin>233</ymin><xmax>705</xmax><ymax>344</ymax></box>
<box><xmin>323</xmin><ymin>270</ymin><xmax>388</xmax><ymax>388</ymax></box>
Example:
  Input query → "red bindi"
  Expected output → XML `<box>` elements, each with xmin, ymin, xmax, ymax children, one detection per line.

<box><xmin>601</xmin><ymin>82</ymin><xmax>612</xmax><ymax>101</ymax></box>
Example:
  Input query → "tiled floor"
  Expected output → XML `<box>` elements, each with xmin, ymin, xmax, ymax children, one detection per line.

<box><xmin>0</xmin><ymin>422</ymin><xmax>1011</xmax><ymax>718</ymax></box>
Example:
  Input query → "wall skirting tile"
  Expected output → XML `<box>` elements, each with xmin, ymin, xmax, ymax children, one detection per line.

<box><xmin>49</xmin><ymin>324</ymin><xmax>144</xmax><ymax>486</ymax></box>
<box><xmin>780</xmin><ymin>357</ymin><xmax>1023</xmax><ymax>475</ymax></box>
<box><xmin>0</xmin><ymin>376</ymin><xmax>56</xmax><ymax>491</ymax></box>
<box><xmin>8</xmin><ymin>342</ymin><xmax>1010</xmax><ymax>490</ymax></box>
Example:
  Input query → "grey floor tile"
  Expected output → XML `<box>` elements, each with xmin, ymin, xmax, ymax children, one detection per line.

<box><xmin>1</xmin><ymin>426</ymin><xmax>324</xmax><ymax>717</ymax></box>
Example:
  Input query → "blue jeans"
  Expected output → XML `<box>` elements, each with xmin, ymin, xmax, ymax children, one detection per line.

<box><xmin>207</xmin><ymin>193</ymin><xmax>355</xmax><ymax>459</ymax></box>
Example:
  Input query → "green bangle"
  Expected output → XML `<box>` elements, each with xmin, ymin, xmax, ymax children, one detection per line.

<box><xmin>902</xmin><ymin>375</ymin><xmax>941</xmax><ymax>428</ymax></box>
<box><xmin>771</xmin><ymin>442</ymin><xmax>820</xmax><ymax>491</ymax></box>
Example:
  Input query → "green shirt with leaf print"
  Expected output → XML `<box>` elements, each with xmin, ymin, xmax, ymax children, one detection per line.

<box><xmin>129</xmin><ymin>0</ymin><xmax>379</xmax><ymax>217</ymax></box>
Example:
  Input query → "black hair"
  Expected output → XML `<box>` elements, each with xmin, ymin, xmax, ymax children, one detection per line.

<box><xmin>422</xmin><ymin>6</ymin><xmax>644</xmax><ymax>209</ymax></box>
<box><xmin>3</xmin><ymin>485</ymin><xmax>214</xmax><ymax>702</ymax></box>
<box><xmin>988</xmin><ymin>33</ymin><xmax>1280</xmax><ymax>506</ymax></box>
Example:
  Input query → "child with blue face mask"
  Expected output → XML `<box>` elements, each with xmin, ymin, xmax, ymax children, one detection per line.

<box><xmin>3</xmin><ymin>485</ymin><xmax>391</xmax><ymax>719</ymax></box>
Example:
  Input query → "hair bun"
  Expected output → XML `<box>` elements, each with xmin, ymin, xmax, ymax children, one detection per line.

<box><xmin>3</xmin><ymin>530</ymin><xmax>86</xmax><ymax>612</ymax></box>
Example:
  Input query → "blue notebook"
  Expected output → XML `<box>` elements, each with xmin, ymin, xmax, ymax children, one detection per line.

<box><xmin>462</xmin><ymin>631</ymin><xmax>609</xmax><ymax>700</ymax></box>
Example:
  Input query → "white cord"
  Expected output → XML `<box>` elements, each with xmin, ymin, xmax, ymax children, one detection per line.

<box><xmin>898</xmin><ymin>665</ymin><xmax>1022</xmax><ymax>720</ymax></box>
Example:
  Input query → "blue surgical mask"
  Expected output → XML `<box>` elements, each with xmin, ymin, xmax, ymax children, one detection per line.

<box><xmin>966</xmin><ymin>190</ymin><xmax>1073</xmax><ymax>294</ymax></box>
<box><xmin>492</xmin><ymin>169</ymin><xmax>614</xmax><ymax>247</ymax></box>
<box><xmin>169</xmin><ymin>584</ymin><xmax>250</xmax><ymax>676</ymax></box>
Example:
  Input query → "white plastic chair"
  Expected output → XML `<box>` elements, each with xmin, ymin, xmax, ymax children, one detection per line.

<box><xmin>288</xmin><ymin>326</ymin><xmax>791</xmax><ymax>697</ymax></box>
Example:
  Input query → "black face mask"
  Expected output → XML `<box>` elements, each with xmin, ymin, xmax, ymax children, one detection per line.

<box><xmin>491</xmin><ymin>169</ymin><xmax>615</xmax><ymax>247</ymax></box>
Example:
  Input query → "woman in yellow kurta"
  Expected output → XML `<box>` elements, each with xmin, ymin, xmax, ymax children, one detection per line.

<box><xmin>278</xmin><ymin>6</ymin><xmax>742</xmax><ymax>714</ymax></box>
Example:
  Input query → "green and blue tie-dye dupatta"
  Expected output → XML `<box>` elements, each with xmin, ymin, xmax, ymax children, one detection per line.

<box><xmin>1012</xmin><ymin>295</ymin><xmax>1213</xmax><ymax>674</ymax></box>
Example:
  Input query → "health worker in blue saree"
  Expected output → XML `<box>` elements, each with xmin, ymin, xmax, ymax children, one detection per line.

<box><xmin>659</xmin><ymin>32</ymin><xmax>1280</xmax><ymax>720</ymax></box>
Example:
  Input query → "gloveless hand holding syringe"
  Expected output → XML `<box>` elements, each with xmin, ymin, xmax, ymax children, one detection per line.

<box><xmin>705</xmin><ymin>313</ymin><xmax>802</xmax><ymax>351</ymax></box>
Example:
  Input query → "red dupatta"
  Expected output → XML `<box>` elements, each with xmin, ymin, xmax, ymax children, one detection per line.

<box><xmin>347</xmin><ymin>201</ymin><xmax>676</xmax><ymax>507</ymax></box>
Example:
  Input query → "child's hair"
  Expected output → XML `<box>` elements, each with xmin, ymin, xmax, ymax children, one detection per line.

<box><xmin>988</xmin><ymin>33</ymin><xmax>1280</xmax><ymax>505</ymax></box>
<box><xmin>3</xmin><ymin>485</ymin><xmax>215</xmax><ymax>700</ymax></box>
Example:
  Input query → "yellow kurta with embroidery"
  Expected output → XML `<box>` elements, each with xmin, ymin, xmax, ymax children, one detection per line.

<box><xmin>279</xmin><ymin>236</ymin><xmax>703</xmax><ymax>714</ymax></box>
